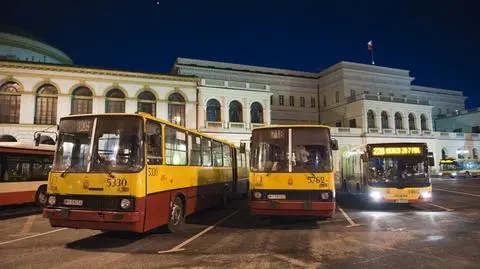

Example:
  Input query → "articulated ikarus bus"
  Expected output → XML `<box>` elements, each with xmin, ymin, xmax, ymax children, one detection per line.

<box><xmin>439</xmin><ymin>158</ymin><xmax>480</xmax><ymax>178</ymax></box>
<box><xmin>43</xmin><ymin>112</ymin><xmax>249</xmax><ymax>233</ymax></box>
<box><xmin>248</xmin><ymin>125</ymin><xmax>339</xmax><ymax>217</ymax></box>
<box><xmin>339</xmin><ymin>142</ymin><xmax>435</xmax><ymax>204</ymax></box>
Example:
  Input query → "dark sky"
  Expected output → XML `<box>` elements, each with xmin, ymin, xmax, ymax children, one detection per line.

<box><xmin>2</xmin><ymin>0</ymin><xmax>479</xmax><ymax>108</ymax></box>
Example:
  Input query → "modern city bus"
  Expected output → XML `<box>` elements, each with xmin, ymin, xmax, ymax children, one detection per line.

<box><xmin>339</xmin><ymin>142</ymin><xmax>435</xmax><ymax>204</ymax></box>
<box><xmin>248</xmin><ymin>125</ymin><xmax>339</xmax><ymax>217</ymax></box>
<box><xmin>43</xmin><ymin>112</ymin><xmax>249</xmax><ymax>233</ymax></box>
<box><xmin>439</xmin><ymin>158</ymin><xmax>480</xmax><ymax>178</ymax></box>
<box><xmin>0</xmin><ymin>142</ymin><xmax>54</xmax><ymax>206</ymax></box>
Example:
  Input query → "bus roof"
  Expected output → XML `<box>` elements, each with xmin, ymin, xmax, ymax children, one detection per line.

<box><xmin>0</xmin><ymin>142</ymin><xmax>55</xmax><ymax>153</ymax></box>
<box><xmin>252</xmin><ymin>124</ymin><xmax>331</xmax><ymax>130</ymax></box>
<box><xmin>59</xmin><ymin>112</ymin><xmax>237</xmax><ymax>148</ymax></box>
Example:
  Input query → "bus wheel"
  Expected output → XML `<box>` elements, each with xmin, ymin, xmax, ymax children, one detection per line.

<box><xmin>167</xmin><ymin>197</ymin><xmax>184</xmax><ymax>233</ymax></box>
<box><xmin>35</xmin><ymin>185</ymin><xmax>47</xmax><ymax>207</ymax></box>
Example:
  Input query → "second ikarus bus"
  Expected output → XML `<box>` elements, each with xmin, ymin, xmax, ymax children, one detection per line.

<box><xmin>339</xmin><ymin>142</ymin><xmax>435</xmax><ymax>204</ymax></box>
<box><xmin>439</xmin><ymin>158</ymin><xmax>480</xmax><ymax>178</ymax></box>
<box><xmin>249</xmin><ymin>125</ymin><xmax>339</xmax><ymax>217</ymax></box>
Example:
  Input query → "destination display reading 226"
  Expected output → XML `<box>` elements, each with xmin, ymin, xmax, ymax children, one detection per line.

<box><xmin>371</xmin><ymin>146</ymin><xmax>422</xmax><ymax>156</ymax></box>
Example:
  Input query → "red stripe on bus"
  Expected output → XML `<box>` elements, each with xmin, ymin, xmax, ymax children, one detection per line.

<box><xmin>0</xmin><ymin>190</ymin><xmax>36</xmax><ymax>206</ymax></box>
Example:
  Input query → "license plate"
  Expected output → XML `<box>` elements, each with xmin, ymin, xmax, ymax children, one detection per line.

<box><xmin>396</xmin><ymin>200</ymin><xmax>409</xmax><ymax>203</ymax></box>
<box><xmin>63</xmin><ymin>199</ymin><xmax>83</xmax><ymax>206</ymax></box>
<box><xmin>267</xmin><ymin>194</ymin><xmax>286</xmax><ymax>200</ymax></box>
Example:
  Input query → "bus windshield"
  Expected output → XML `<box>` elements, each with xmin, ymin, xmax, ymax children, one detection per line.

<box><xmin>53</xmin><ymin>116</ymin><xmax>144</xmax><ymax>173</ymax></box>
<box><xmin>250</xmin><ymin>127</ymin><xmax>333</xmax><ymax>173</ymax></box>
<box><xmin>367</xmin><ymin>156</ymin><xmax>430</xmax><ymax>187</ymax></box>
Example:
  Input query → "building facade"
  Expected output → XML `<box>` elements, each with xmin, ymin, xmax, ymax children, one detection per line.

<box><xmin>0</xmin><ymin>30</ymin><xmax>478</xmax><ymax>174</ymax></box>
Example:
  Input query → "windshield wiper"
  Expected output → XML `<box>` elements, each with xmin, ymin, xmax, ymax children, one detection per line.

<box><xmin>60</xmin><ymin>164</ymin><xmax>75</xmax><ymax>178</ymax></box>
<box><xmin>96</xmin><ymin>154</ymin><xmax>116</xmax><ymax>179</ymax></box>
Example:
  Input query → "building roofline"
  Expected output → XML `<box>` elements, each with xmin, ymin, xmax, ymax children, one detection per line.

<box><xmin>0</xmin><ymin>60</ymin><xmax>198</xmax><ymax>82</ymax></box>
<box><xmin>174</xmin><ymin>57</ymin><xmax>318</xmax><ymax>79</ymax></box>
<box><xmin>318</xmin><ymin>61</ymin><xmax>411</xmax><ymax>78</ymax></box>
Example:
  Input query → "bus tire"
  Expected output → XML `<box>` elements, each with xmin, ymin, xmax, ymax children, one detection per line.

<box><xmin>167</xmin><ymin>197</ymin><xmax>184</xmax><ymax>233</ymax></box>
<box><xmin>35</xmin><ymin>185</ymin><xmax>48</xmax><ymax>207</ymax></box>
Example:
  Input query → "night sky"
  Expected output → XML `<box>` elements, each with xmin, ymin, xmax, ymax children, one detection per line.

<box><xmin>2</xmin><ymin>0</ymin><xmax>479</xmax><ymax>108</ymax></box>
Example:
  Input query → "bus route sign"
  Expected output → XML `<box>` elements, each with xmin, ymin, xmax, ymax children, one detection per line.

<box><xmin>371</xmin><ymin>146</ymin><xmax>422</xmax><ymax>156</ymax></box>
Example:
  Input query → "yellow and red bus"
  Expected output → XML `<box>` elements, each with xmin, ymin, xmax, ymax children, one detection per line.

<box><xmin>43</xmin><ymin>112</ymin><xmax>248</xmax><ymax>233</ymax></box>
<box><xmin>248</xmin><ymin>125</ymin><xmax>339</xmax><ymax>217</ymax></box>
<box><xmin>439</xmin><ymin>158</ymin><xmax>480</xmax><ymax>178</ymax></box>
<box><xmin>339</xmin><ymin>143</ymin><xmax>435</xmax><ymax>204</ymax></box>
<box><xmin>0</xmin><ymin>142</ymin><xmax>54</xmax><ymax>206</ymax></box>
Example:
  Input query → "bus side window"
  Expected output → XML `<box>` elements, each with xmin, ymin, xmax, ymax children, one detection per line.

<box><xmin>223</xmin><ymin>144</ymin><xmax>232</xmax><ymax>167</ymax></box>
<box><xmin>165</xmin><ymin>126</ymin><xmax>187</xmax><ymax>165</ymax></box>
<box><xmin>146</xmin><ymin>120</ymin><xmax>162</xmax><ymax>165</ymax></box>
<box><xmin>202</xmin><ymin>138</ymin><xmax>212</xmax><ymax>167</ymax></box>
<box><xmin>212</xmin><ymin>141</ymin><xmax>223</xmax><ymax>167</ymax></box>
<box><xmin>188</xmin><ymin>134</ymin><xmax>202</xmax><ymax>166</ymax></box>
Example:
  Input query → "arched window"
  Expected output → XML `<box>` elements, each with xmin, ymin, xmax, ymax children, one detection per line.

<box><xmin>473</xmin><ymin>148</ymin><xmax>478</xmax><ymax>159</ymax></box>
<box><xmin>420</xmin><ymin>114</ymin><xmax>428</xmax><ymax>131</ymax></box>
<box><xmin>250</xmin><ymin>102</ymin><xmax>263</xmax><ymax>124</ymax></box>
<box><xmin>71</xmin><ymin>86</ymin><xmax>93</xmax><ymax>115</ymax></box>
<box><xmin>408</xmin><ymin>113</ymin><xmax>416</xmax><ymax>130</ymax></box>
<box><xmin>229</xmin><ymin>100</ymin><xmax>243</xmax><ymax>122</ymax></box>
<box><xmin>137</xmin><ymin>91</ymin><xmax>156</xmax><ymax>116</ymax></box>
<box><xmin>35</xmin><ymin>84</ymin><xmax>58</xmax><ymax>125</ymax></box>
<box><xmin>367</xmin><ymin>110</ymin><xmax>375</xmax><ymax>128</ymax></box>
<box><xmin>0</xmin><ymin>81</ymin><xmax>21</xmax><ymax>123</ymax></box>
<box><xmin>441</xmin><ymin>148</ymin><xmax>447</xmax><ymax>159</ymax></box>
<box><xmin>381</xmin><ymin>111</ymin><xmax>389</xmax><ymax>129</ymax></box>
<box><xmin>168</xmin><ymin>93</ymin><xmax>185</xmax><ymax>126</ymax></box>
<box><xmin>105</xmin><ymin>88</ymin><xmax>125</xmax><ymax>113</ymax></box>
<box><xmin>206</xmin><ymin>99</ymin><xmax>221</xmax><ymax>122</ymax></box>
<box><xmin>394</xmin><ymin>112</ymin><xmax>403</xmax><ymax>129</ymax></box>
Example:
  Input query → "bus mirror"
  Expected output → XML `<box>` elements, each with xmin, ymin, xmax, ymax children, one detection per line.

<box><xmin>331</xmin><ymin>139</ymin><xmax>339</xmax><ymax>151</ymax></box>
<box><xmin>34</xmin><ymin>133</ymin><xmax>41</xmax><ymax>146</ymax></box>
<box><xmin>428</xmin><ymin>156</ymin><xmax>435</xmax><ymax>167</ymax></box>
<box><xmin>239</xmin><ymin>142</ymin><xmax>246</xmax><ymax>153</ymax></box>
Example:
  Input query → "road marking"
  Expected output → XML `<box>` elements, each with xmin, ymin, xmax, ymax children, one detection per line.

<box><xmin>271</xmin><ymin>253</ymin><xmax>320</xmax><ymax>268</ymax></box>
<box><xmin>0</xmin><ymin>228</ymin><xmax>68</xmax><ymax>247</ymax></box>
<box><xmin>435</xmin><ymin>188</ymin><xmax>480</xmax><ymax>198</ymax></box>
<box><xmin>19</xmin><ymin>215</ymin><xmax>36</xmax><ymax>235</ymax></box>
<box><xmin>337</xmin><ymin>207</ymin><xmax>360</xmax><ymax>228</ymax></box>
<box><xmin>428</xmin><ymin>202</ymin><xmax>454</xmax><ymax>212</ymax></box>
<box><xmin>158</xmin><ymin>210</ymin><xmax>239</xmax><ymax>254</ymax></box>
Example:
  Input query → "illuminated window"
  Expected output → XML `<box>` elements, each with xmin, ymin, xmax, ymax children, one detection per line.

<box><xmin>206</xmin><ymin>99</ymin><xmax>221</xmax><ymax>122</ymax></box>
<box><xmin>250</xmin><ymin>102</ymin><xmax>263</xmax><ymax>124</ymax></box>
<box><xmin>381</xmin><ymin>111</ymin><xmax>389</xmax><ymax>129</ymax></box>
<box><xmin>165</xmin><ymin>126</ymin><xmax>187</xmax><ymax>165</ymax></box>
<box><xmin>229</xmin><ymin>100</ymin><xmax>242</xmax><ymax>122</ymax></box>
<box><xmin>420</xmin><ymin>114</ymin><xmax>428</xmax><ymax>130</ymax></box>
<box><xmin>105</xmin><ymin>89</ymin><xmax>125</xmax><ymax>113</ymax></box>
<box><xmin>35</xmin><ymin>84</ymin><xmax>58</xmax><ymax>125</ymax></box>
<box><xmin>137</xmin><ymin>91</ymin><xmax>156</xmax><ymax>116</ymax></box>
<box><xmin>367</xmin><ymin>110</ymin><xmax>376</xmax><ymax>128</ymax></box>
<box><xmin>71</xmin><ymin>86</ymin><xmax>93</xmax><ymax>115</ymax></box>
<box><xmin>0</xmin><ymin>81</ymin><xmax>21</xmax><ymax>123</ymax></box>
<box><xmin>168</xmin><ymin>93</ymin><xmax>185</xmax><ymax>126</ymax></box>
<box><xmin>408</xmin><ymin>113</ymin><xmax>416</xmax><ymax>130</ymax></box>
<box><xmin>394</xmin><ymin>112</ymin><xmax>403</xmax><ymax>129</ymax></box>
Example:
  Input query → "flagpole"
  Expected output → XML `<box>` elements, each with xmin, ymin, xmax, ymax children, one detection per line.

<box><xmin>371</xmin><ymin>47</ymin><xmax>375</xmax><ymax>65</ymax></box>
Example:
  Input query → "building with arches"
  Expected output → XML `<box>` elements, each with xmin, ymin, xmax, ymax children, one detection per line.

<box><xmin>0</xmin><ymin>29</ymin><xmax>478</xmax><ymax>173</ymax></box>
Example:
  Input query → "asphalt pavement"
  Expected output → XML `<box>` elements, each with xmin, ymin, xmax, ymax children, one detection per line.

<box><xmin>1</xmin><ymin>178</ymin><xmax>479</xmax><ymax>269</ymax></box>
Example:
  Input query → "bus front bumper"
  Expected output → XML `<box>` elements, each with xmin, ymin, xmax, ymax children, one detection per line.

<box><xmin>43</xmin><ymin>208</ymin><xmax>143</xmax><ymax>232</ymax></box>
<box><xmin>249</xmin><ymin>200</ymin><xmax>335</xmax><ymax>217</ymax></box>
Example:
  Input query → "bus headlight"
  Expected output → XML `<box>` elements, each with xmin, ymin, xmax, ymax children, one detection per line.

<box><xmin>369</xmin><ymin>191</ymin><xmax>382</xmax><ymax>202</ymax></box>
<box><xmin>120</xmin><ymin>198</ymin><xmax>131</xmax><ymax>209</ymax></box>
<box><xmin>253</xmin><ymin>192</ymin><xmax>262</xmax><ymax>199</ymax></box>
<box><xmin>48</xmin><ymin>196</ymin><xmax>56</xmax><ymax>206</ymax></box>
<box><xmin>321</xmin><ymin>192</ymin><xmax>330</xmax><ymax>200</ymax></box>
<box><xmin>420</xmin><ymin>191</ymin><xmax>432</xmax><ymax>199</ymax></box>
<box><xmin>452</xmin><ymin>172</ymin><xmax>457</xmax><ymax>176</ymax></box>
<box><xmin>438</xmin><ymin>172</ymin><xmax>443</xmax><ymax>176</ymax></box>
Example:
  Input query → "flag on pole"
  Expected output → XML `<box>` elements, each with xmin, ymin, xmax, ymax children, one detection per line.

<box><xmin>367</xmin><ymin>40</ymin><xmax>373</xmax><ymax>50</ymax></box>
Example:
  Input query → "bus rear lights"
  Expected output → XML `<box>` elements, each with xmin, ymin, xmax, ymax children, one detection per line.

<box><xmin>369</xmin><ymin>191</ymin><xmax>382</xmax><ymax>202</ymax></box>
<box><xmin>120</xmin><ymin>198</ymin><xmax>131</xmax><ymax>209</ymax></box>
<box><xmin>420</xmin><ymin>191</ymin><xmax>432</xmax><ymax>199</ymax></box>
<box><xmin>321</xmin><ymin>192</ymin><xmax>330</xmax><ymax>200</ymax></box>
<box><xmin>253</xmin><ymin>192</ymin><xmax>262</xmax><ymax>199</ymax></box>
<box><xmin>48</xmin><ymin>196</ymin><xmax>56</xmax><ymax>206</ymax></box>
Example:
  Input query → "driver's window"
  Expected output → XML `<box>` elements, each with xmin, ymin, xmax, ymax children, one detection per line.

<box><xmin>146</xmin><ymin>120</ymin><xmax>162</xmax><ymax>165</ymax></box>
